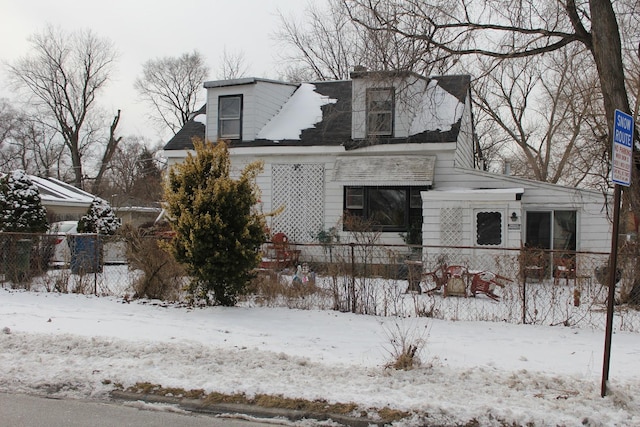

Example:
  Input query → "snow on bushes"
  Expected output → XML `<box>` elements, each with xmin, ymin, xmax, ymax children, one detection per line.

<box><xmin>0</xmin><ymin>169</ymin><xmax>48</xmax><ymax>233</ymax></box>
<box><xmin>77</xmin><ymin>197</ymin><xmax>121</xmax><ymax>235</ymax></box>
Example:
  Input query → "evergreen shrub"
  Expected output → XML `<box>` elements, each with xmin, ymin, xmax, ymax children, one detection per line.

<box><xmin>164</xmin><ymin>139</ymin><xmax>267</xmax><ymax>306</ymax></box>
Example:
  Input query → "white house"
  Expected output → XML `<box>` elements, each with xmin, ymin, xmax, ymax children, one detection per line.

<box><xmin>163</xmin><ymin>70</ymin><xmax>612</xmax><ymax>259</ymax></box>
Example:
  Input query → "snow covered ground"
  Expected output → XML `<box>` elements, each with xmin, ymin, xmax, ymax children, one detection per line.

<box><xmin>1</xmin><ymin>287</ymin><xmax>639</xmax><ymax>426</ymax></box>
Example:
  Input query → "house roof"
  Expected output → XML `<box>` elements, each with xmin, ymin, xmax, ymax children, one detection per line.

<box><xmin>204</xmin><ymin>77</ymin><xmax>297</xmax><ymax>89</ymax></box>
<box><xmin>163</xmin><ymin>74</ymin><xmax>471</xmax><ymax>152</ymax></box>
<box><xmin>28</xmin><ymin>176</ymin><xmax>95</xmax><ymax>207</ymax></box>
<box><xmin>163</xmin><ymin>105</ymin><xmax>206</xmax><ymax>151</ymax></box>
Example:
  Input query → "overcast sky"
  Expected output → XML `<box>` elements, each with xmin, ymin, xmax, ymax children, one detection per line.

<box><xmin>0</xmin><ymin>0</ymin><xmax>312</xmax><ymax>144</ymax></box>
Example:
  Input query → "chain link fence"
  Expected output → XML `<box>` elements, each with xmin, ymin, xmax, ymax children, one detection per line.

<box><xmin>0</xmin><ymin>232</ymin><xmax>134</xmax><ymax>296</ymax></box>
<box><xmin>1</xmin><ymin>232</ymin><xmax>639</xmax><ymax>332</ymax></box>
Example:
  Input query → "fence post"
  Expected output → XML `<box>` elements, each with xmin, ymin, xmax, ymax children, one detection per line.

<box><xmin>350</xmin><ymin>243</ymin><xmax>355</xmax><ymax>313</ymax></box>
<box><xmin>522</xmin><ymin>279</ymin><xmax>527</xmax><ymax>324</ymax></box>
<box><xmin>94</xmin><ymin>234</ymin><xmax>99</xmax><ymax>296</ymax></box>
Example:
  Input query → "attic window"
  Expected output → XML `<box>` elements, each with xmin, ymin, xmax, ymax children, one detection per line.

<box><xmin>366</xmin><ymin>88</ymin><xmax>394</xmax><ymax>136</ymax></box>
<box><xmin>218</xmin><ymin>95</ymin><xmax>242</xmax><ymax>139</ymax></box>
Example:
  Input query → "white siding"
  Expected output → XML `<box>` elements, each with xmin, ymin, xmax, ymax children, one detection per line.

<box><xmin>205</xmin><ymin>81</ymin><xmax>296</xmax><ymax>142</ymax></box>
<box><xmin>230</xmin><ymin>150</ymin><xmax>339</xmax><ymax>238</ymax></box>
<box><xmin>453</xmin><ymin>95</ymin><xmax>476</xmax><ymax>169</ymax></box>
<box><xmin>424</xmin><ymin>168</ymin><xmax>612</xmax><ymax>252</ymax></box>
<box><xmin>421</xmin><ymin>190</ymin><xmax>523</xmax><ymax>249</ymax></box>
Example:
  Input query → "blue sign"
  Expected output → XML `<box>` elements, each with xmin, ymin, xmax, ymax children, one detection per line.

<box><xmin>611</xmin><ymin>110</ymin><xmax>634</xmax><ymax>187</ymax></box>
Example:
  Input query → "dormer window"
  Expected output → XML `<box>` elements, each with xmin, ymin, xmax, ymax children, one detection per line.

<box><xmin>366</xmin><ymin>88</ymin><xmax>394</xmax><ymax>136</ymax></box>
<box><xmin>218</xmin><ymin>95</ymin><xmax>242</xmax><ymax>139</ymax></box>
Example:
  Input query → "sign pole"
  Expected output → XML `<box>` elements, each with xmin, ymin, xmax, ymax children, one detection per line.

<box><xmin>601</xmin><ymin>184</ymin><xmax>621</xmax><ymax>397</ymax></box>
<box><xmin>602</xmin><ymin>109</ymin><xmax>634</xmax><ymax>397</ymax></box>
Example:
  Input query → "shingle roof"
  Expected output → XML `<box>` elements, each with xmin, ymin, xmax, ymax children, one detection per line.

<box><xmin>163</xmin><ymin>105</ymin><xmax>206</xmax><ymax>151</ymax></box>
<box><xmin>163</xmin><ymin>75</ymin><xmax>470</xmax><ymax>151</ymax></box>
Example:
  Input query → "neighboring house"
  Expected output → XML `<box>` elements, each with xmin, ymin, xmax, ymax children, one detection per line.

<box><xmin>25</xmin><ymin>175</ymin><xmax>160</xmax><ymax>228</ymax></box>
<box><xmin>163</xmin><ymin>69</ymin><xmax>612</xmax><ymax>259</ymax></box>
<box><xmin>113</xmin><ymin>206</ymin><xmax>163</xmax><ymax>228</ymax></box>
<box><xmin>29</xmin><ymin>176</ymin><xmax>95</xmax><ymax>220</ymax></box>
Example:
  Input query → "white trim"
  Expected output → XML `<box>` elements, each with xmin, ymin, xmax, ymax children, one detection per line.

<box><xmin>421</xmin><ymin>188</ymin><xmax>523</xmax><ymax>201</ymax></box>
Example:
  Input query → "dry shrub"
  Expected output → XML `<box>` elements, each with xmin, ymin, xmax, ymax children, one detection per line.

<box><xmin>248</xmin><ymin>268</ymin><xmax>319</xmax><ymax>308</ymax></box>
<box><xmin>123</xmin><ymin>225</ymin><xmax>186</xmax><ymax>301</ymax></box>
<box><xmin>71</xmin><ymin>273</ymin><xmax>93</xmax><ymax>294</ymax></box>
<box><xmin>383</xmin><ymin>319</ymin><xmax>429</xmax><ymax>370</ymax></box>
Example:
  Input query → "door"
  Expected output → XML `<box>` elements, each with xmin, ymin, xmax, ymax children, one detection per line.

<box><xmin>525</xmin><ymin>211</ymin><xmax>577</xmax><ymax>277</ymax></box>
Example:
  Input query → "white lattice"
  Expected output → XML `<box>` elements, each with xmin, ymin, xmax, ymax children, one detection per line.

<box><xmin>441</xmin><ymin>207</ymin><xmax>463</xmax><ymax>246</ymax></box>
<box><xmin>272</xmin><ymin>164</ymin><xmax>325</xmax><ymax>243</ymax></box>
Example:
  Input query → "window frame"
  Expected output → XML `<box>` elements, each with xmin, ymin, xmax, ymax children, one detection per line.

<box><xmin>475</xmin><ymin>210</ymin><xmax>503</xmax><ymax>246</ymax></box>
<box><xmin>366</xmin><ymin>87</ymin><xmax>394</xmax><ymax>137</ymax></box>
<box><xmin>343</xmin><ymin>186</ymin><xmax>426</xmax><ymax>232</ymax></box>
<box><xmin>525</xmin><ymin>210</ymin><xmax>577</xmax><ymax>251</ymax></box>
<box><xmin>218</xmin><ymin>95</ymin><xmax>243</xmax><ymax>140</ymax></box>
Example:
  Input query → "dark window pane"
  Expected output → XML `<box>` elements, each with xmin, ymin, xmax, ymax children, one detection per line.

<box><xmin>343</xmin><ymin>186</ymin><xmax>425</xmax><ymax>232</ymax></box>
<box><xmin>367</xmin><ymin>113</ymin><xmax>392</xmax><ymax>134</ymax></box>
<box><xmin>553</xmin><ymin>211</ymin><xmax>576</xmax><ymax>251</ymax></box>
<box><xmin>526</xmin><ymin>211</ymin><xmax>551</xmax><ymax>249</ymax></box>
<box><xmin>220</xmin><ymin>120</ymin><xmax>240</xmax><ymax>138</ymax></box>
<box><xmin>220</xmin><ymin>97</ymin><xmax>241</xmax><ymax>118</ymax></box>
<box><xmin>368</xmin><ymin>188</ymin><xmax>405</xmax><ymax>227</ymax></box>
<box><xmin>367</xmin><ymin>89</ymin><xmax>393</xmax><ymax>135</ymax></box>
<box><xmin>476</xmin><ymin>211</ymin><xmax>502</xmax><ymax>245</ymax></box>
<box><xmin>368</xmin><ymin>89</ymin><xmax>392</xmax><ymax>110</ymax></box>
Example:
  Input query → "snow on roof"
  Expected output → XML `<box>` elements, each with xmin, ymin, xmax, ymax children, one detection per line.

<box><xmin>430</xmin><ymin>187</ymin><xmax>525</xmax><ymax>194</ymax></box>
<box><xmin>409</xmin><ymin>79</ymin><xmax>465</xmax><ymax>134</ymax></box>
<box><xmin>204</xmin><ymin>77</ymin><xmax>295</xmax><ymax>89</ymax></box>
<box><xmin>256</xmin><ymin>83</ymin><xmax>337</xmax><ymax>141</ymax></box>
<box><xmin>28</xmin><ymin>176</ymin><xmax>94</xmax><ymax>205</ymax></box>
<box><xmin>193</xmin><ymin>113</ymin><xmax>206</xmax><ymax>125</ymax></box>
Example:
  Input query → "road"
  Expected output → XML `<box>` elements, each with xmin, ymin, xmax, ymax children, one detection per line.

<box><xmin>0</xmin><ymin>393</ymin><xmax>279</xmax><ymax>427</ymax></box>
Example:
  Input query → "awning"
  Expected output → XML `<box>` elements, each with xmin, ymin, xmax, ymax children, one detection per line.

<box><xmin>333</xmin><ymin>155</ymin><xmax>436</xmax><ymax>186</ymax></box>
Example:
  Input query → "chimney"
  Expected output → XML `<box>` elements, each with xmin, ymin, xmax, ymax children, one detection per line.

<box><xmin>503</xmin><ymin>161</ymin><xmax>511</xmax><ymax>176</ymax></box>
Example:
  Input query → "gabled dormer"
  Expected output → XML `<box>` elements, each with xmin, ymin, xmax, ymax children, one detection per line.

<box><xmin>203</xmin><ymin>77</ymin><xmax>298</xmax><ymax>143</ymax></box>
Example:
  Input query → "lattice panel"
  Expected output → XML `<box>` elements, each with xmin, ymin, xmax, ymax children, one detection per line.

<box><xmin>272</xmin><ymin>164</ymin><xmax>325</xmax><ymax>243</ymax></box>
<box><xmin>440</xmin><ymin>207</ymin><xmax>463</xmax><ymax>247</ymax></box>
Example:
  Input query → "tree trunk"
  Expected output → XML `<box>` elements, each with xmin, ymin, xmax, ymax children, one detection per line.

<box><xmin>589</xmin><ymin>0</ymin><xmax>631</xmax><ymax>145</ymax></box>
<box><xmin>589</xmin><ymin>0</ymin><xmax>640</xmax><ymax>299</ymax></box>
<box><xmin>92</xmin><ymin>110</ymin><xmax>122</xmax><ymax>195</ymax></box>
<box><xmin>69</xmin><ymin>134</ymin><xmax>83</xmax><ymax>190</ymax></box>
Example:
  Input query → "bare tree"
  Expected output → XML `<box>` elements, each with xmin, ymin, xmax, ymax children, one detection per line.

<box><xmin>100</xmin><ymin>137</ymin><xmax>164</xmax><ymax>206</ymax></box>
<box><xmin>135</xmin><ymin>51</ymin><xmax>209</xmax><ymax>136</ymax></box>
<box><xmin>6</xmin><ymin>25</ymin><xmax>117</xmax><ymax>189</ymax></box>
<box><xmin>91</xmin><ymin>110</ymin><xmax>123</xmax><ymax>194</ymax></box>
<box><xmin>472</xmin><ymin>44</ymin><xmax>608</xmax><ymax>188</ymax></box>
<box><xmin>0</xmin><ymin>100</ymin><xmax>19</xmax><ymax>146</ymax></box>
<box><xmin>274</xmin><ymin>0</ymin><xmax>454</xmax><ymax>82</ymax></box>
<box><xmin>217</xmin><ymin>48</ymin><xmax>248</xmax><ymax>80</ymax></box>
<box><xmin>0</xmin><ymin>100</ymin><xmax>70</xmax><ymax>179</ymax></box>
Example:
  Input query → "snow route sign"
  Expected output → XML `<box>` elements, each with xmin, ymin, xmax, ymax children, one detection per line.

<box><xmin>611</xmin><ymin>109</ymin><xmax>634</xmax><ymax>187</ymax></box>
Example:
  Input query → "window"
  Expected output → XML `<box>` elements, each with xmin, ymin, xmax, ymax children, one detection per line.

<box><xmin>366</xmin><ymin>88</ymin><xmax>393</xmax><ymax>136</ymax></box>
<box><xmin>345</xmin><ymin>187</ymin><xmax>364</xmax><ymax>209</ymax></box>
<box><xmin>476</xmin><ymin>211</ymin><xmax>502</xmax><ymax>246</ymax></box>
<box><xmin>218</xmin><ymin>95</ymin><xmax>242</xmax><ymax>139</ymax></box>
<box><xmin>344</xmin><ymin>186</ymin><xmax>426</xmax><ymax>232</ymax></box>
<box><xmin>526</xmin><ymin>211</ymin><xmax>576</xmax><ymax>251</ymax></box>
